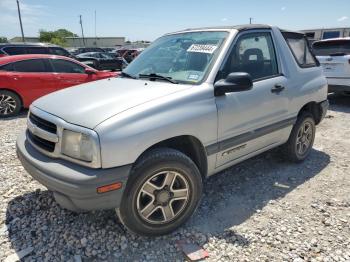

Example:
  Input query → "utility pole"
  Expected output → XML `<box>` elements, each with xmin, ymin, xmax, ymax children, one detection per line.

<box><xmin>94</xmin><ymin>10</ymin><xmax>97</xmax><ymax>38</ymax></box>
<box><xmin>79</xmin><ymin>15</ymin><xmax>86</xmax><ymax>46</ymax></box>
<box><xmin>16</xmin><ymin>0</ymin><xmax>25</xmax><ymax>42</ymax></box>
<box><xmin>249</xmin><ymin>17</ymin><xmax>253</xmax><ymax>24</ymax></box>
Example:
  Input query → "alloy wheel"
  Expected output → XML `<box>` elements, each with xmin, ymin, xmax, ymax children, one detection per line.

<box><xmin>136</xmin><ymin>171</ymin><xmax>190</xmax><ymax>224</ymax></box>
<box><xmin>0</xmin><ymin>94</ymin><xmax>17</xmax><ymax>116</ymax></box>
<box><xmin>296</xmin><ymin>121</ymin><xmax>313</xmax><ymax>156</ymax></box>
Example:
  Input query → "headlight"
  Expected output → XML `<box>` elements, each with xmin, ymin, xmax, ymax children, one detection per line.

<box><xmin>61</xmin><ymin>130</ymin><xmax>94</xmax><ymax>162</ymax></box>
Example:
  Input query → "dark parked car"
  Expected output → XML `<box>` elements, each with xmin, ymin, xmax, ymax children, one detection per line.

<box><xmin>0</xmin><ymin>43</ymin><xmax>73</xmax><ymax>58</ymax></box>
<box><xmin>76</xmin><ymin>52</ymin><xmax>127</xmax><ymax>71</ymax></box>
<box><xmin>70</xmin><ymin>47</ymin><xmax>106</xmax><ymax>55</ymax></box>
<box><xmin>0</xmin><ymin>54</ymin><xmax>117</xmax><ymax>117</ymax></box>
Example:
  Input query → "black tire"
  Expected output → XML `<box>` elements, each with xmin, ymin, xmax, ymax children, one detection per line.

<box><xmin>117</xmin><ymin>148</ymin><xmax>203</xmax><ymax>236</ymax></box>
<box><xmin>282</xmin><ymin>112</ymin><xmax>316</xmax><ymax>162</ymax></box>
<box><xmin>0</xmin><ymin>90</ymin><xmax>22</xmax><ymax>118</ymax></box>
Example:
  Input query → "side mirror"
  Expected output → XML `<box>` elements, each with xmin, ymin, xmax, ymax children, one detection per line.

<box><xmin>214</xmin><ymin>72</ymin><xmax>253</xmax><ymax>96</ymax></box>
<box><xmin>85</xmin><ymin>68</ymin><xmax>96</xmax><ymax>75</ymax></box>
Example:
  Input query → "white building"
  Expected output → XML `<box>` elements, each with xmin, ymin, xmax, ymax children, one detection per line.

<box><xmin>301</xmin><ymin>27</ymin><xmax>350</xmax><ymax>42</ymax></box>
<box><xmin>65</xmin><ymin>37</ymin><xmax>125</xmax><ymax>48</ymax></box>
<box><xmin>9</xmin><ymin>36</ymin><xmax>125</xmax><ymax>48</ymax></box>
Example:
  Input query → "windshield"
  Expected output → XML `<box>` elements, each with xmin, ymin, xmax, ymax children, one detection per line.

<box><xmin>313</xmin><ymin>40</ymin><xmax>350</xmax><ymax>56</ymax></box>
<box><xmin>123</xmin><ymin>31</ymin><xmax>228</xmax><ymax>84</ymax></box>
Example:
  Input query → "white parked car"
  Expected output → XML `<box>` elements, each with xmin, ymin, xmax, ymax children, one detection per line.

<box><xmin>313</xmin><ymin>38</ymin><xmax>350</xmax><ymax>95</ymax></box>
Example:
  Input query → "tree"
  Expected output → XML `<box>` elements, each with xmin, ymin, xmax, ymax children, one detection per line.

<box><xmin>0</xmin><ymin>37</ymin><xmax>8</xmax><ymax>43</ymax></box>
<box><xmin>39</xmin><ymin>29</ymin><xmax>77</xmax><ymax>46</ymax></box>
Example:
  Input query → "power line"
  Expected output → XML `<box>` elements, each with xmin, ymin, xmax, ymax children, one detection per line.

<box><xmin>16</xmin><ymin>0</ymin><xmax>25</xmax><ymax>42</ymax></box>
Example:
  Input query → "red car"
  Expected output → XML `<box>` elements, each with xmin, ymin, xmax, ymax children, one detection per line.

<box><xmin>0</xmin><ymin>54</ymin><xmax>118</xmax><ymax>117</ymax></box>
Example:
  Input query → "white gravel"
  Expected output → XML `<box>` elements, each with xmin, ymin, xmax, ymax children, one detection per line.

<box><xmin>0</xmin><ymin>95</ymin><xmax>349</xmax><ymax>261</ymax></box>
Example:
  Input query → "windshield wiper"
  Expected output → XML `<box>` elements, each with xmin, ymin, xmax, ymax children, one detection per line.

<box><xmin>138</xmin><ymin>73</ymin><xmax>178</xmax><ymax>84</ymax></box>
<box><xmin>120</xmin><ymin>71</ymin><xmax>137</xmax><ymax>79</ymax></box>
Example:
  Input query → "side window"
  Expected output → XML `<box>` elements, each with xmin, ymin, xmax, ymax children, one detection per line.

<box><xmin>0</xmin><ymin>63</ymin><xmax>14</xmax><ymax>71</ymax></box>
<box><xmin>12</xmin><ymin>59</ymin><xmax>48</xmax><ymax>72</ymax></box>
<box><xmin>50</xmin><ymin>59</ymin><xmax>85</xmax><ymax>73</ymax></box>
<box><xmin>49</xmin><ymin>47</ymin><xmax>70</xmax><ymax>56</ymax></box>
<box><xmin>3</xmin><ymin>47</ymin><xmax>27</xmax><ymax>55</ymax></box>
<box><xmin>283</xmin><ymin>33</ymin><xmax>317</xmax><ymax>68</ymax></box>
<box><xmin>222</xmin><ymin>32</ymin><xmax>279</xmax><ymax>81</ymax></box>
<box><xmin>25</xmin><ymin>47</ymin><xmax>49</xmax><ymax>54</ymax></box>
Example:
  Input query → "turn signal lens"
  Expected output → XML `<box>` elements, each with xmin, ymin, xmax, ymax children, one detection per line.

<box><xmin>97</xmin><ymin>182</ymin><xmax>122</xmax><ymax>193</ymax></box>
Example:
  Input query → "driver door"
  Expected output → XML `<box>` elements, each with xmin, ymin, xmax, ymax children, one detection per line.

<box><xmin>215</xmin><ymin>30</ymin><xmax>290</xmax><ymax>167</ymax></box>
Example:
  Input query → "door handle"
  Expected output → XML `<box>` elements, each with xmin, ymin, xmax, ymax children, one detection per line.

<box><xmin>271</xmin><ymin>84</ymin><xmax>285</xmax><ymax>94</ymax></box>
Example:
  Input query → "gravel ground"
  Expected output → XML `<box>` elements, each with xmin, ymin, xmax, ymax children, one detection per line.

<box><xmin>0</xmin><ymin>95</ymin><xmax>349</xmax><ymax>262</ymax></box>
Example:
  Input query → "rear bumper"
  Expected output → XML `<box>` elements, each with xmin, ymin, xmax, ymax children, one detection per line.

<box><xmin>328</xmin><ymin>85</ymin><xmax>350</xmax><ymax>93</ymax></box>
<box><xmin>16</xmin><ymin>131</ymin><xmax>132</xmax><ymax>212</ymax></box>
<box><xmin>327</xmin><ymin>77</ymin><xmax>350</xmax><ymax>93</ymax></box>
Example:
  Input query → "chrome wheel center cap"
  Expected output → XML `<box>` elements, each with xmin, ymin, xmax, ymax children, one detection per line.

<box><xmin>157</xmin><ymin>190</ymin><xmax>170</xmax><ymax>204</ymax></box>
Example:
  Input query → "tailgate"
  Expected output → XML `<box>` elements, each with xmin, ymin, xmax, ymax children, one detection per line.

<box><xmin>317</xmin><ymin>55</ymin><xmax>350</xmax><ymax>78</ymax></box>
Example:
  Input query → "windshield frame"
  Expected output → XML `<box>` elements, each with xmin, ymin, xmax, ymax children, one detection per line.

<box><xmin>123</xmin><ymin>30</ymin><xmax>231</xmax><ymax>85</ymax></box>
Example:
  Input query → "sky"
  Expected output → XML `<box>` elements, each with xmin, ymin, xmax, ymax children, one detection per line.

<box><xmin>0</xmin><ymin>0</ymin><xmax>350</xmax><ymax>41</ymax></box>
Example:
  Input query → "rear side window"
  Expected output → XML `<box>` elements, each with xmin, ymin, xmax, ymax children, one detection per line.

<box><xmin>0</xmin><ymin>63</ymin><xmax>14</xmax><ymax>71</ymax></box>
<box><xmin>312</xmin><ymin>40</ymin><xmax>350</xmax><ymax>56</ymax></box>
<box><xmin>3</xmin><ymin>47</ymin><xmax>27</xmax><ymax>55</ymax></box>
<box><xmin>282</xmin><ymin>32</ymin><xmax>317</xmax><ymax>68</ymax></box>
<box><xmin>25</xmin><ymin>47</ymin><xmax>49</xmax><ymax>54</ymax></box>
<box><xmin>12</xmin><ymin>59</ymin><xmax>48</xmax><ymax>72</ymax></box>
<box><xmin>49</xmin><ymin>47</ymin><xmax>70</xmax><ymax>56</ymax></box>
<box><xmin>50</xmin><ymin>59</ymin><xmax>85</xmax><ymax>73</ymax></box>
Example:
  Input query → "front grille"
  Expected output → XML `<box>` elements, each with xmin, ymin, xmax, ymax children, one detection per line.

<box><xmin>29</xmin><ymin>113</ymin><xmax>57</xmax><ymax>134</ymax></box>
<box><xmin>27</xmin><ymin>131</ymin><xmax>55</xmax><ymax>152</ymax></box>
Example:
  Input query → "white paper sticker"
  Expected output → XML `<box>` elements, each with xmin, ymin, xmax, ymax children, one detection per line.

<box><xmin>187</xmin><ymin>44</ymin><xmax>217</xmax><ymax>54</ymax></box>
<box><xmin>188</xmin><ymin>74</ymin><xmax>199</xmax><ymax>80</ymax></box>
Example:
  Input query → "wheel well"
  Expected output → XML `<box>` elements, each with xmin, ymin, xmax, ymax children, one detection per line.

<box><xmin>143</xmin><ymin>136</ymin><xmax>208</xmax><ymax>178</ymax></box>
<box><xmin>298</xmin><ymin>102</ymin><xmax>322</xmax><ymax>125</ymax></box>
<box><xmin>0</xmin><ymin>88</ymin><xmax>23</xmax><ymax>108</ymax></box>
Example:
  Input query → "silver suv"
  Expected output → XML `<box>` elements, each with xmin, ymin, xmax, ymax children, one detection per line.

<box><xmin>17</xmin><ymin>25</ymin><xmax>328</xmax><ymax>236</ymax></box>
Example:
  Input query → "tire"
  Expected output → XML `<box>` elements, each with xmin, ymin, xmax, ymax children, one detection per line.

<box><xmin>117</xmin><ymin>148</ymin><xmax>203</xmax><ymax>236</ymax></box>
<box><xmin>0</xmin><ymin>90</ymin><xmax>22</xmax><ymax>118</ymax></box>
<box><xmin>282</xmin><ymin>112</ymin><xmax>316</xmax><ymax>162</ymax></box>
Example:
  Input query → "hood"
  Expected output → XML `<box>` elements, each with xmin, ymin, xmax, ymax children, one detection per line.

<box><xmin>33</xmin><ymin>77</ymin><xmax>191</xmax><ymax>129</ymax></box>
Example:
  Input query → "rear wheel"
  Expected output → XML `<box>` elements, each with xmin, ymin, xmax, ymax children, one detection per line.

<box><xmin>117</xmin><ymin>148</ymin><xmax>203</xmax><ymax>236</ymax></box>
<box><xmin>282</xmin><ymin>112</ymin><xmax>315</xmax><ymax>162</ymax></box>
<box><xmin>0</xmin><ymin>90</ymin><xmax>22</xmax><ymax>118</ymax></box>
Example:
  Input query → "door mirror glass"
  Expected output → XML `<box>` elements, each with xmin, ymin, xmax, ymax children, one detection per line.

<box><xmin>214</xmin><ymin>72</ymin><xmax>253</xmax><ymax>96</ymax></box>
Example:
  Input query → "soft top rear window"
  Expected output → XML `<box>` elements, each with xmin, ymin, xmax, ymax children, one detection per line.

<box><xmin>282</xmin><ymin>32</ymin><xmax>318</xmax><ymax>68</ymax></box>
<box><xmin>312</xmin><ymin>40</ymin><xmax>350</xmax><ymax>56</ymax></box>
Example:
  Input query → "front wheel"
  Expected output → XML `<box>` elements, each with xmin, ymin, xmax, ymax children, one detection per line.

<box><xmin>282</xmin><ymin>112</ymin><xmax>316</xmax><ymax>162</ymax></box>
<box><xmin>117</xmin><ymin>148</ymin><xmax>203</xmax><ymax>236</ymax></box>
<box><xmin>0</xmin><ymin>90</ymin><xmax>22</xmax><ymax>118</ymax></box>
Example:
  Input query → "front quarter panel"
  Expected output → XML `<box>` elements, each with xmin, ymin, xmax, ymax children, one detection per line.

<box><xmin>95</xmin><ymin>84</ymin><xmax>217</xmax><ymax>169</ymax></box>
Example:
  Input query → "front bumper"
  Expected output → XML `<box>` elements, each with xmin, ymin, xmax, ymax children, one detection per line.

<box><xmin>16</xmin><ymin>131</ymin><xmax>132</xmax><ymax>212</ymax></box>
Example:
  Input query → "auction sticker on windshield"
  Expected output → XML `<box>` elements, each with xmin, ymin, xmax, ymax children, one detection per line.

<box><xmin>187</xmin><ymin>44</ymin><xmax>217</xmax><ymax>54</ymax></box>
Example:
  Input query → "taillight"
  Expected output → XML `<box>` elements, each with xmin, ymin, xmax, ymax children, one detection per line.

<box><xmin>0</xmin><ymin>54</ymin><xmax>8</xmax><ymax>58</ymax></box>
